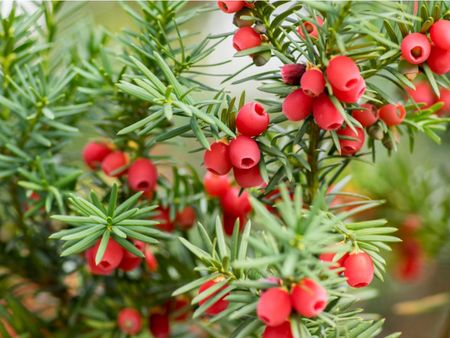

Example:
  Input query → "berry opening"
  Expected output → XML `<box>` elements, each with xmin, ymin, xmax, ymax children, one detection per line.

<box><xmin>314</xmin><ymin>300</ymin><xmax>326</xmax><ymax>311</ymax></box>
<box><xmin>233</xmin><ymin>42</ymin><xmax>241</xmax><ymax>52</ymax></box>
<box><xmin>207</xmin><ymin>168</ymin><xmax>221</xmax><ymax>176</ymax></box>
<box><xmin>99</xmin><ymin>261</ymin><xmax>111</xmax><ymax>269</ymax></box>
<box><xmin>354</xmin><ymin>282</ymin><xmax>368</xmax><ymax>287</ymax></box>
<box><xmin>218</xmin><ymin>1</ymin><xmax>227</xmax><ymax>11</ymax></box>
<box><xmin>327</xmin><ymin>122</ymin><xmax>342</xmax><ymax>130</ymax></box>
<box><xmin>304</xmin><ymin>22</ymin><xmax>314</xmax><ymax>33</ymax></box>
<box><xmin>343</xmin><ymin>146</ymin><xmax>356</xmax><ymax>153</ymax></box>
<box><xmin>260</xmin><ymin>315</ymin><xmax>270</xmax><ymax>324</ymax></box>
<box><xmin>254</xmin><ymin>103</ymin><xmax>265</xmax><ymax>116</ymax></box>
<box><xmin>241</xmin><ymin>158</ymin><xmax>255</xmax><ymax>168</ymax></box>
<box><xmin>345</xmin><ymin>78</ymin><xmax>359</xmax><ymax>90</ymax></box>
<box><xmin>137</xmin><ymin>181</ymin><xmax>150</xmax><ymax>190</ymax></box>
<box><xmin>411</xmin><ymin>46</ymin><xmax>423</xmax><ymax>58</ymax></box>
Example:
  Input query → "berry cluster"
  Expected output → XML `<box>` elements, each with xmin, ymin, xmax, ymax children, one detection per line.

<box><xmin>407</xmin><ymin>80</ymin><xmax>450</xmax><ymax>116</ymax></box>
<box><xmin>204</xmin><ymin>101</ymin><xmax>269</xmax><ymax>188</ymax></box>
<box><xmin>85</xmin><ymin>238</ymin><xmax>157</xmax><ymax>275</ymax></box>
<box><xmin>401</xmin><ymin>20</ymin><xmax>450</xmax><ymax>75</ymax></box>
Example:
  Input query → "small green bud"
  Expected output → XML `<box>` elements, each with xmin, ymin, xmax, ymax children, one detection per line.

<box><xmin>233</xmin><ymin>8</ymin><xmax>254</xmax><ymax>28</ymax></box>
<box><xmin>367</xmin><ymin>124</ymin><xmax>384</xmax><ymax>140</ymax></box>
<box><xmin>252</xmin><ymin>48</ymin><xmax>271</xmax><ymax>67</ymax></box>
<box><xmin>382</xmin><ymin>133</ymin><xmax>394</xmax><ymax>150</ymax></box>
<box><xmin>398</xmin><ymin>59</ymin><xmax>419</xmax><ymax>81</ymax></box>
<box><xmin>254</xmin><ymin>22</ymin><xmax>267</xmax><ymax>34</ymax></box>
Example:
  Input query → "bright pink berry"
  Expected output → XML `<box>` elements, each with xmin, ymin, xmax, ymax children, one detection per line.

<box><xmin>118</xmin><ymin>240</ymin><xmax>144</xmax><ymax>272</ymax></box>
<box><xmin>127</xmin><ymin>158</ymin><xmax>157</xmax><ymax>192</ymax></box>
<box><xmin>149</xmin><ymin>311</ymin><xmax>170</xmax><ymax>338</ymax></box>
<box><xmin>223</xmin><ymin>212</ymin><xmax>247</xmax><ymax>236</ymax></box>
<box><xmin>406</xmin><ymin>81</ymin><xmax>436</xmax><ymax>108</ymax></box>
<box><xmin>401</xmin><ymin>33</ymin><xmax>431</xmax><ymax>64</ymax></box>
<box><xmin>326</xmin><ymin>56</ymin><xmax>361</xmax><ymax>91</ymax></box>
<box><xmin>175</xmin><ymin>206</ymin><xmax>196</xmax><ymax>230</ymax></box>
<box><xmin>236</xmin><ymin>102</ymin><xmax>269</xmax><ymax>136</ymax></box>
<box><xmin>312</xmin><ymin>94</ymin><xmax>344</xmax><ymax>130</ymax></box>
<box><xmin>217</xmin><ymin>0</ymin><xmax>245</xmax><ymax>13</ymax></box>
<box><xmin>204</xmin><ymin>141</ymin><xmax>232</xmax><ymax>175</ymax></box>
<box><xmin>229</xmin><ymin>136</ymin><xmax>260</xmax><ymax>169</ymax></box>
<box><xmin>86</xmin><ymin>238</ymin><xmax>124</xmax><ymax>275</ymax></box>
<box><xmin>291</xmin><ymin>278</ymin><xmax>327</xmax><ymax>318</ymax></box>
<box><xmin>301</xmin><ymin>69</ymin><xmax>325</xmax><ymax>97</ymax></box>
<box><xmin>144</xmin><ymin>246</ymin><xmax>158</xmax><ymax>272</ymax></box>
<box><xmin>352</xmin><ymin>103</ymin><xmax>379</xmax><ymax>127</ymax></box>
<box><xmin>220</xmin><ymin>187</ymin><xmax>252</xmax><ymax>217</ymax></box>
<box><xmin>198</xmin><ymin>278</ymin><xmax>230</xmax><ymax>315</ymax></box>
<box><xmin>280</xmin><ymin>64</ymin><xmax>306</xmax><ymax>85</ymax></box>
<box><xmin>427</xmin><ymin>45</ymin><xmax>450</xmax><ymax>75</ymax></box>
<box><xmin>82</xmin><ymin>142</ymin><xmax>112</xmax><ymax>169</ymax></box>
<box><xmin>117</xmin><ymin>308</ymin><xmax>142</xmax><ymax>335</ymax></box>
<box><xmin>337</xmin><ymin>126</ymin><xmax>365</xmax><ymax>156</ymax></box>
<box><xmin>101</xmin><ymin>151</ymin><xmax>128</xmax><ymax>177</ymax></box>
<box><xmin>257</xmin><ymin>288</ymin><xmax>292</xmax><ymax>327</ymax></box>
<box><xmin>233</xmin><ymin>27</ymin><xmax>262</xmax><ymax>52</ymax></box>
<box><xmin>263</xmin><ymin>321</ymin><xmax>293</xmax><ymax>338</ymax></box>
<box><xmin>429</xmin><ymin>20</ymin><xmax>450</xmax><ymax>50</ymax></box>
<box><xmin>282</xmin><ymin>89</ymin><xmax>313</xmax><ymax>121</ymax></box>
<box><xmin>378</xmin><ymin>103</ymin><xmax>406</xmax><ymax>126</ymax></box>
<box><xmin>437</xmin><ymin>87</ymin><xmax>450</xmax><ymax>116</ymax></box>
<box><xmin>297</xmin><ymin>17</ymin><xmax>323</xmax><ymax>40</ymax></box>
<box><xmin>233</xmin><ymin>165</ymin><xmax>265</xmax><ymax>188</ymax></box>
<box><xmin>343</xmin><ymin>252</ymin><xmax>374</xmax><ymax>288</ymax></box>
<box><xmin>203</xmin><ymin>172</ymin><xmax>231</xmax><ymax>197</ymax></box>
<box><xmin>153</xmin><ymin>207</ymin><xmax>174</xmax><ymax>232</ymax></box>
<box><xmin>319</xmin><ymin>252</ymin><xmax>349</xmax><ymax>270</ymax></box>
<box><xmin>332</xmin><ymin>76</ymin><xmax>366</xmax><ymax>103</ymax></box>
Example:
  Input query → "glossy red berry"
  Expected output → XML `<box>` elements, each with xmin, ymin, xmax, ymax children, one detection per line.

<box><xmin>222</xmin><ymin>212</ymin><xmax>247</xmax><ymax>236</ymax></box>
<box><xmin>352</xmin><ymin>103</ymin><xmax>379</xmax><ymax>127</ymax></box>
<box><xmin>101</xmin><ymin>151</ymin><xmax>128</xmax><ymax>177</ymax></box>
<box><xmin>198</xmin><ymin>278</ymin><xmax>230</xmax><ymax>315</ymax></box>
<box><xmin>312</xmin><ymin>94</ymin><xmax>344</xmax><ymax>130</ymax></box>
<box><xmin>297</xmin><ymin>17</ymin><xmax>323</xmax><ymax>40</ymax></box>
<box><xmin>149</xmin><ymin>311</ymin><xmax>170</xmax><ymax>338</ymax></box>
<box><xmin>203</xmin><ymin>172</ymin><xmax>231</xmax><ymax>197</ymax></box>
<box><xmin>437</xmin><ymin>87</ymin><xmax>450</xmax><ymax>116</ymax></box>
<box><xmin>429</xmin><ymin>20</ymin><xmax>450</xmax><ymax>50</ymax></box>
<box><xmin>85</xmin><ymin>246</ymin><xmax>112</xmax><ymax>276</ymax></box>
<box><xmin>221</xmin><ymin>187</ymin><xmax>252</xmax><ymax>217</ymax></box>
<box><xmin>337</xmin><ymin>126</ymin><xmax>365</xmax><ymax>156</ymax></box>
<box><xmin>233</xmin><ymin>27</ymin><xmax>262</xmax><ymax>52</ymax></box>
<box><xmin>378</xmin><ymin>104</ymin><xmax>406</xmax><ymax>126</ymax></box>
<box><xmin>332</xmin><ymin>76</ymin><xmax>366</xmax><ymax>103</ymax></box>
<box><xmin>263</xmin><ymin>322</ymin><xmax>293</xmax><ymax>338</ymax></box>
<box><xmin>301</xmin><ymin>69</ymin><xmax>325</xmax><ymax>97</ymax></box>
<box><xmin>406</xmin><ymin>81</ymin><xmax>436</xmax><ymax>108</ymax></box>
<box><xmin>144</xmin><ymin>246</ymin><xmax>158</xmax><ymax>272</ymax></box>
<box><xmin>257</xmin><ymin>288</ymin><xmax>292</xmax><ymax>327</ymax></box>
<box><xmin>291</xmin><ymin>278</ymin><xmax>327</xmax><ymax>318</ymax></box>
<box><xmin>175</xmin><ymin>206</ymin><xmax>196</xmax><ymax>230</ymax></box>
<box><xmin>343</xmin><ymin>252</ymin><xmax>374</xmax><ymax>288</ymax></box>
<box><xmin>233</xmin><ymin>165</ymin><xmax>265</xmax><ymax>188</ymax></box>
<box><xmin>83</xmin><ymin>142</ymin><xmax>112</xmax><ymax>169</ymax></box>
<box><xmin>326</xmin><ymin>56</ymin><xmax>361</xmax><ymax>91</ymax></box>
<box><xmin>153</xmin><ymin>207</ymin><xmax>174</xmax><ymax>232</ymax></box>
<box><xmin>118</xmin><ymin>240</ymin><xmax>144</xmax><ymax>272</ymax></box>
<box><xmin>401</xmin><ymin>33</ymin><xmax>431</xmax><ymax>64</ymax></box>
<box><xmin>282</xmin><ymin>89</ymin><xmax>313</xmax><ymax>121</ymax></box>
<box><xmin>229</xmin><ymin>136</ymin><xmax>260</xmax><ymax>169</ymax></box>
<box><xmin>204</xmin><ymin>141</ymin><xmax>232</xmax><ymax>175</ymax></box>
<box><xmin>280</xmin><ymin>63</ymin><xmax>306</xmax><ymax>85</ymax></box>
<box><xmin>427</xmin><ymin>45</ymin><xmax>450</xmax><ymax>75</ymax></box>
<box><xmin>86</xmin><ymin>238</ymin><xmax>124</xmax><ymax>275</ymax></box>
<box><xmin>217</xmin><ymin>0</ymin><xmax>245</xmax><ymax>13</ymax></box>
<box><xmin>127</xmin><ymin>158</ymin><xmax>158</xmax><ymax>192</ymax></box>
<box><xmin>236</xmin><ymin>102</ymin><xmax>269</xmax><ymax>136</ymax></box>
<box><xmin>118</xmin><ymin>308</ymin><xmax>142</xmax><ymax>335</ymax></box>
<box><xmin>319</xmin><ymin>252</ymin><xmax>349</xmax><ymax>270</ymax></box>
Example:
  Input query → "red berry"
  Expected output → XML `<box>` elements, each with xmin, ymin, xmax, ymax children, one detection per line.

<box><xmin>332</xmin><ymin>76</ymin><xmax>366</xmax><ymax>103</ymax></box>
<box><xmin>297</xmin><ymin>17</ymin><xmax>323</xmax><ymax>40</ymax></box>
<box><xmin>153</xmin><ymin>207</ymin><xmax>174</xmax><ymax>232</ymax></box>
<box><xmin>83</xmin><ymin>142</ymin><xmax>112</xmax><ymax>169</ymax></box>
<box><xmin>101</xmin><ymin>151</ymin><xmax>128</xmax><ymax>177</ymax></box>
<box><xmin>406</xmin><ymin>81</ymin><xmax>436</xmax><ymax>108</ymax></box>
<box><xmin>233</xmin><ymin>165</ymin><xmax>265</xmax><ymax>188</ymax></box>
<box><xmin>236</xmin><ymin>102</ymin><xmax>270</xmax><ymax>136</ymax></box>
<box><xmin>149</xmin><ymin>311</ymin><xmax>170</xmax><ymax>338</ymax></box>
<box><xmin>118</xmin><ymin>240</ymin><xmax>144</xmax><ymax>272</ymax></box>
<box><xmin>118</xmin><ymin>308</ymin><xmax>142</xmax><ymax>335</ymax></box>
<box><xmin>217</xmin><ymin>0</ymin><xmax>245</xmax><ymax>13</ymax></box>
<box><xmin>337</xmin><ymin>126</ymin><xmax>365</xmax><ymax>156</ymax></box>
<box><xmin>198</xmin><ymin>278</ymin><xmax>230</xmax><ymax>315</ymax></box>
<box><xmin>291</xmin><ymin>278</ymin><xmax>327</xmax><ymax>318</ymax></box>
<box><xmin>223</xmin><ymin>212</ymin><xmax>247</xmax><ymax>236</ymax></box>
<box><xmin>430</xmin><ymin>20</ymin><xmax>450</xmax><ymax>50</ymax></box>
<box><xmin>170</xmin><ymin>297</ymin><xmax>191</xmax><ymax>322</ymax></box>
<box><xmin>203</xmin><ymin>172</ymin><xmax>231</xmax><ymax>197</ymax></box>
<box><xmin>86</xmin><ymin>238</ymin><xmax>124</xmax><ymax>275</ymax></box>
<box><xmin>378</xmin><ymin>103</ymin><xmax>406</xmax><ymax>126</ymax></box>
<box><xmin>204</xmin><ymin>141</ymin><xmax>232</xmax><ymax>175</ymax></box>
<box><xmin>280</xmin><ymin>64</ymin><xmax>306</xmax><ymax>85</ymax></box>
<box><xmin>221</xmin><ymin>187</ymin><xmax>252</xmax><ymax>217</ymax></box>
<box><xmin>319</xmin><ymin>252</ymin><xmax>349</xmax><ymax>270</ymax></box>
<box><xmin>282</xmin><ymin>89</ymin><xmax>313</xmax><ymax>121</ymax></box>
<box><xmin>144</xmin><ymin>246</ymin><xmax>158</xmax><ymax>272</ymax></box>
<box><xmin>229</xmin><ymin>136</ymin><xmax>260</xmax><ymax>169</ymax></box>
<box><xmin>263</xmin><ymin>322</ymin><xmax>293</xmax><ymax>338</ymax></box>
<box><xmin>326</xmin><ymin>56</ymin><xmax>361</xmax><ymax>91</ymax></box>
<box><xmin>301</xmin><ymin>69</ymin><xmax>325</xmax><ymax>97</ymax></box>
<box><xmin>427</xmin><ymin>45</ymin><xmax>450</xmax><ymax>75</ymax></box>
<box><xmin>352</xmin><ymin>103</ymin><xmax>379</xmax><ymax>127</ymax></box>
<box><xmin>257</xmin><ymin>288</ymin><xmax>292</xmax><ymax>327</ymax></box>
<box><xmin>233</xmin><ymin>27</ymin><xmax>262</xmax><ymax>52</ymax></box>
<box><xmin>127</xmin><ymin>158</ymin><xmax>157</xmax><ymax>192</ymax></box>
<box><xmin>175</xmin><ymin>206</ymin><xmax>196</xmax><ymax>230</ymax></box>
<box><xmin>312</xmin><ymin>94</ymin><xmax>344</xmax><ymax>130</ymax></box>
<box><xmin>437</xmin><ymin>87</ymin><xmax>450</xmax><ymax>116</ymax></box>
<box><xmin>401</xmin><ymin>33</ymin><xmax>431</xmax><ymax>64</ymax></box>
<box><xmin>343</xmin><ymin>252</ymin><xmax>374</xmax><ymax>288</ymax></box>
